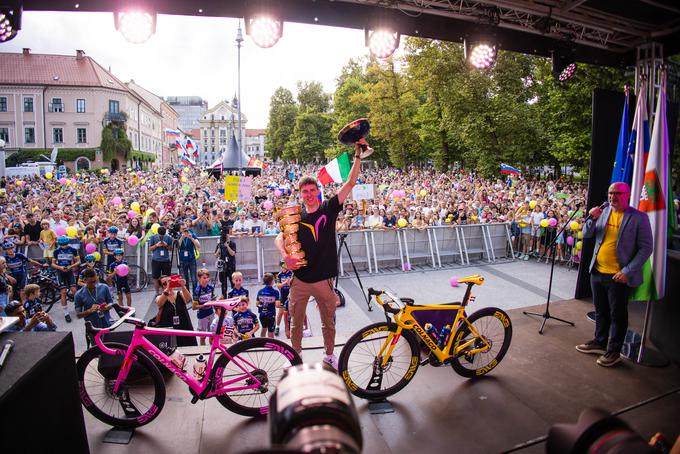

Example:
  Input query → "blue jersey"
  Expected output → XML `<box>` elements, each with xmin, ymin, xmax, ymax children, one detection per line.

<box><xmin>5</xmin><ymin>252</ymin><xmax>29</xmax><ymax>275</ymax></box>
<box><xmin>233</xmin><ymin>310</ymin><xmax>258</xmax><ymax>334</ymax></box>
<box><xmin>276</xmin><ymin>270</ymin><xmax>293</xmax><ymax>290</ymax></box>
<box><xmin>228</xmin><ymin>287</ymin><xmax>249</xmax><ymax>299</ymax></box>
<box><xmin>256</xmin><ymin>286</ymin><xmax>279</xmax><ymax>318</ymax></box>
<box><xmin>193</xmin><ymin>283</ymin><xmax>215</xmax><ymax>319</ymax></box>
<box><xmin>107</xmin><ymin>260</ymin><xmax>129</xmax><ymax>285</ymax></box>
<box><xmin>102</xmin><ymin>237</ymin><xmax>124</xmax><ymax>253</ymax></box>
<box><xmin>24</xmin><ymin>298</ymin><xmax>42</xmax><ymax>318</ymax></box>
<box><xmin>53</xmin><ymin>246</ymin><xmax>79</xmax><ymax>267</ymax></box>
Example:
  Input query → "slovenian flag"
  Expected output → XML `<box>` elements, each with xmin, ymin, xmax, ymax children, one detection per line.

<box><xmin>317</xmin><ymin>152</ymin><xmax>351</xmax><ymax>186</ymax></box>
<box><xmin>628</xmin><ymin>78</ymin><xmax>651</xmax><ymax>209</ymax></box>
<box><xmin>181</xmin><ymin>153</ymin><xmax>195</xmax><ymax>167</ymax></box>
<box><xmin>500</xmin><ymin>164</ymin><xmax>521</xmax><ymax>175</ymax></box>
<box><xmin>164</xmin><ymin>129</ymin><xmax>180</xmax><ymax>137</ymax></box>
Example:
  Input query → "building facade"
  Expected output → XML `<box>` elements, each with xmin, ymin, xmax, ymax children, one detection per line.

<box><xmin>165</xmin><ymin>96</ymin><xmax>208</xmax><ymax>131</ymax></box>
<box><xmin>0</xmin><ymin>49</ymin><xmax>163</xmax><ymax>171</ymax></box>
<box><xmin>198</xmin><ymin>100</ymin><xmax>247</xmax><ymax>167</ymax></box>
<box><xmin>160</xmin><ymin>102</ymin><xmax>180</xmax><ymax>168</ymax></box>
<box><xmin>245</xmin><ymin>129</ymin><xmax>266</xmax><ymax>160</ymax></box>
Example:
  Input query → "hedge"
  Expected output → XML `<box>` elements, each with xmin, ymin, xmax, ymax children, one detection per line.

<box><xmin>129</xmin><ymin>150</ymin><xmax>157</xmax><ymax>162</ymax></box>
<box><xmin>6</xmin><ymin>148</ymin><xmax>97</xmax><ymax>166</ymax></box>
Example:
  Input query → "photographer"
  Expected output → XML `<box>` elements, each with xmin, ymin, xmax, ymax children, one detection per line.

<box><xmin>192</xmin><ymin>207</ymin><xmax>211</xmax><ymax>237</ymax></box>
<box><xmin>215</xmin><ymin>232</ymin><xmax>236</xmax><ymax>298</ymax></box>
<box><xmin>176</xmin><ymin>222</ymin><xmax>200</xmax><ymax>292</ymax></box>
<box><xmin>148</xmin><ymin>226</ymin><xmax>174</xmax><ymax>294</ymax></box>
<box><xmin>4</xmin><ymin>300</ymin><xmax>57</xmax><ymax>332</ymax></box>
<box><xmin>154</xmin><ymin>276</ymin><xmax>197</xmax><ymax>347</ymax></box>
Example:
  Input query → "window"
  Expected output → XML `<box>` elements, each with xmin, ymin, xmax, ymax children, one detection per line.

<box><xmin>76</xmin><ymin>99</ymin><xmax>86</xmax><ymax>113</ymax></box>
<box><xmin>109</xmin><ymin>100</ymin><xmax>119</xmax><ymax>113</ymax></box>
<box><xmin>0</xmin><ymin>128</ymin><xmax>8</xmax><ymax>143</ymax></box>
<box><xmin>24</xmin><ymin>97</ymin><xmax>33</xmax><ymax>112</ymax></box>
<box><xmin>77</xmin><ymin>128</ymin><xmax>87</xmax><ymax>143</ymax></box>
<box><xmin>0</xmin><ymin>97</ymin><xmax>7</xmax><ymax>112</ymax></box>
<box><xmin>53</xmin><ymin>128</ymin><xmax>63</xmax><ymax>143</ymax></box>
<box><xmin>50</xmin><ymin>98</ymin><xmax>64</xmax><ymax>112</ymax></box>
<box><xmin>25</xmin><ymin>127</ymin><xmax>35</xmax><ymax>143</ymax></box>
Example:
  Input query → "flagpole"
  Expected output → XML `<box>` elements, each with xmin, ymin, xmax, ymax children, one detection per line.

<box><xmin>236</xmin><ymin>23</ymin><xmax>244</xmax><ymax>173</ymax></box>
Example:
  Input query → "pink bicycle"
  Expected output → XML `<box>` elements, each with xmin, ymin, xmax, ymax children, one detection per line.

<box><xmin>77</xmin><ymin>299</ymin><xmax>302</xmax><ymax>427</ymax></box>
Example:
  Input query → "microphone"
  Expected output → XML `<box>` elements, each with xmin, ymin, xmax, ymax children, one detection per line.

<box><xmin>0</xmin><ymin>340</ymin><xmax>15</xmax><ymax>369</ymax></box>
<box><xmin>585</xmin><ymin>201</ymin><xmax>609</xmax><ymax>221</ymax></box>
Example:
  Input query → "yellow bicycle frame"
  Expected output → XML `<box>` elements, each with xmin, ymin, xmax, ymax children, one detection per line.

<box><xmin>374</xmin><ymin>297</ymin><xmax>492</xmax><ymax>367</ymax></box>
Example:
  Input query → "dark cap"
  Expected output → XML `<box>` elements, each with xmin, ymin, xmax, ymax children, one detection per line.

<box><xmin>5</xmin><ymin>300</ymin><xmax>22</xmax><ymax>315</ymax></box>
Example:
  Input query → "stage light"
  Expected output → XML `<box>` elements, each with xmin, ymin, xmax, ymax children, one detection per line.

<box><xmin>465</xmin><ymin>40</ymin><xmax>497</xmax><ymax>69</ymax></box>
<box><xmin>114</xmin><ymin>11</ymin><xmax>156</xmax><ymax>44</ymax></box>
<box><xmin>365</xmin><ymin>29</ymin><xmax>400</xmax><ymax>59</ymax></box>
<box><xmin>558</xmin><ymin>63</ymin><xmax>577</xmax><ymax>81</ymax></box>
<box><xmin>245</xmin><ymin>15</ymin><xmax>283</xmax><ymax>48</ymax></box>
<box><xmin>0</xmin><ymin>4</ymin><xmax>21</xmax><ymax>43</ymax></box>
<box><xmin>552</xmin><ymin>44</ymin><xmax>577</xmax><ymax>82</ymax></box>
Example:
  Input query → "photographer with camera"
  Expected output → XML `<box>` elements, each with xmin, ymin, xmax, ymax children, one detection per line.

<box><xmin>214</xmin><ymin>231</ymin><xmax>236</xmax><ymax>298</ymax></box>
<box><xmin>148</xmin><ymin>225</ymin><xmax>174</xmax><ymax>294</ymax></box>
<box><xmin>154</xmin><ymin>275</ymin><xmax>197</xmax><ymax>347</ymax></box>
<box><xmin>176</xmin><ymin>222</ymin><xmax>200</xmax><ymax>293</ymax></box>
<box><xmin>4</xmin><ymin>299</ymin><xmax>57</xmax><ymax>332</ymax></box>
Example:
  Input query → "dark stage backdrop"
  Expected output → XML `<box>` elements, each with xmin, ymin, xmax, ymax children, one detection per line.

<box><xmin>575</xmin><ymin>89</ymin><xmax>679</xmax><ymax>299</ymax></box>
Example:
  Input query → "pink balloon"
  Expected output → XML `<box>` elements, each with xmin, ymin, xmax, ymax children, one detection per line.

<box><xmin>403</xmin><ymin>262</ymin><xmax>411</xmax><ymax>271</ymax></box>
<box><xmin>116</xmin><ymin>263</ymin><xmax>129</xmax><ymax>277</ymax></box>
<box><xmin>566</xmin><ymin>236</ymin><xmax>575</xmax><ymax>246</ymax></box>
<box><xmin>140</xmin><ymin>185</ymin><xmax>147</xmax><ymax>192</ymax></box>
<box><xmin>549</xmin><ymin>218</ymin><xmax>558</xmax><ymax>227</ymax></box>
<box><xmin>58</xmin><ymin>178</ymin><xmax>67</xmax><ymax>185</ymax></box>
<box><xmin>127</xmin><ymin>210</ymin><xmax>137</xmax><ymax>219</ymax></box>
<box><xmin>112</xmin><ymin>196</ymin><xmax>122</xmax><ymax>205</ymax></box>
<box><xmin>263</xmin><ymin>200</ymin><xmax>273</xmax><ymax>210</ymax></box>
<box><xmin>450</xmin><ymin>276</ymin><xmax>460</xmax><ymax>287</ymax></box>
<box><xmin>85</xmin><ymin>243</ymin><xmax>97</xmax><ymax>254</ymax></box>
<box><xmin>127</xmin><ymin>236</ymin><xmax>139</xmax><ymax>246</ymax></box>
<box><xmin>55</xmin><ymin>226</ymin><xmax>66</xmax><ymax>236</ymax></box>
<box><xmin>398</xmin><ymin>190</ymin><xmax>406</xmax><ymax>198</ymax></box>
<box><xmin>274</xmin><ymin>189</ymin><xmax>282</xmax><ymax>197</ymax></box>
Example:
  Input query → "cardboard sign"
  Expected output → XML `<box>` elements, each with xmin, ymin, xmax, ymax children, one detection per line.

<box><xmin>352</xmin><ymin>184</ymin><xmax>375</xmax><ymax>201</ymax></box>
<box><xmin>224</xmin><ymin>176</ymin><xmax>253</xmax><ymax>202</ymax></box>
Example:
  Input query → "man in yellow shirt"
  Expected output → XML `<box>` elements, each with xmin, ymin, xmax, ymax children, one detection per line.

<box><xmin>576</xmin><ymin>182</ymin><xmax>652</xmax><ymax>367</ymax></box>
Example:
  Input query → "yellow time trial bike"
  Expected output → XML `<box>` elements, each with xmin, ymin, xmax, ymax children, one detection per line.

<box><xmin>338</xmin><ymin>275</ymin><xmax>512</xmax><ymax>400</ymax></box>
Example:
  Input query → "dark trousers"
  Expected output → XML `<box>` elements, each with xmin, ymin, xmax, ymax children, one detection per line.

<box><xmin>219</xmin><ymin>266</ymin><xmax>234</xmax><ymax>297</ymax></box>
<box><xmin>591</xmin><ymin>269</ymin><xmax>631</xmax><ymax>353</ymax></box>
<box><xmin>179</xmin><ymin>261</ymin><xmax>198</xmax><ymax>293</ymax></box>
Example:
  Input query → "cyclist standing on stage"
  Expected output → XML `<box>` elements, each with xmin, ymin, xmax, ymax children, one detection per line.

<box><xmin>52</xmin><ymin>235</ymin><xmax>80</xmax><ymax>322</ymax></box>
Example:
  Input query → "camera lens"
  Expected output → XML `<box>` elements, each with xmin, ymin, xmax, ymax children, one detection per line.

<box><xmin>269</xmin><ymin>363</ymin><xmax>362</xmax><ymax>454</ymax></box>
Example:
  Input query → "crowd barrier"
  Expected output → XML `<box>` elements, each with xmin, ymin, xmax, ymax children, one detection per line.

<box><xmin>16</xmin><ymin>223</ymin><xmax>513</xmax><ymax>281</ymax></box>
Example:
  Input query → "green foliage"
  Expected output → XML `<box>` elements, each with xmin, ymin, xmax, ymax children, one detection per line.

<box><xmin>6</xmin><ymin>148</ymin><xmax>96</xmax><ymax>166</ymax></box>
<box><xmin>265</xmin><ymin>87</ymin><xmax>298</xmax><ymax>161</ymax></box>
<box><xmin>129</xmin><ymin>150</ymin><xmax>156</xmax><ymax>162</ymax></box>
<box><xmin>284</xmin><ymin>111</ymin><xmax>334</xmax><ymax>162</ymax></box>
<box><xmin>296</xmin><ymin>81</ymin><xmax>330</xmax><ymax>113</ymax></box>
<box><xmin>100</xmin><ymin>123</ymin><xmax>132</xmax><ymax>162</ymax></box>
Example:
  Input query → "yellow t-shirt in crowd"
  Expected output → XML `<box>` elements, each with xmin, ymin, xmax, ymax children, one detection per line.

<box><xmin>595</xmin><ymin>210</ymin><xmax>623</xmax><ymax>274</ymax></box>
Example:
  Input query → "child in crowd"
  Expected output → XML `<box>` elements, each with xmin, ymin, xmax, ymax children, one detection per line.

<box><xmin>22</xmin><ymin>284</ymin><xmax>45</xmax><ymax>319</ymax></box>
<box><xmin>227</xmin><ymin>271</ymin><xmax>249</xmax><ymax>299</ymax></box>
<box><xmin>233</xmin><ymin>296</ymin><xmax>259</xmax><ymax>340</ymax></box>
<box><xmin>275</xmin><ymin>261</ymin><xmax>292</xmax><ymax>337</ymax></box>
<box><xmin>102</xmin><ymin>226</ymin><xmax>124</xmax><ymax>267</ymax></box>
<box><xmin>210</xmin><ymin>306</ymin><xmax>236</xmax><ymax>345</ymax></box>
<box><xmin>192</xmin><ymin>268</ymin><xmax>215</xmax><ymax>345</ymax></box>
<box><xmin>107</xmin><ymin>249</ymin><xmax>132</xmax><ymax>307</ymax></box>
<box><xmin>256</xmin><ymin>273</ymin><xmax>279</xmax><ymax>339</ymax></box>
<box><xmin>39</xmin><ymin>220</ymin><xmax>57</xmax><ymax>259</ymax></box>
<box><xmin>78</xmin><ymin>254</ymin><xmax>98</xmax><ymax>288</ymax></box>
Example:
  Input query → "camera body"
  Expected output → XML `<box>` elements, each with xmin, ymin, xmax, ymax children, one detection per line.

<box><xmin>167</xmin><ymin>274</ymin><xmax>184</xmax><ymax>289</ymax></box>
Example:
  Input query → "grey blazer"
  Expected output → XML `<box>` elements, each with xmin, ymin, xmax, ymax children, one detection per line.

<box><xmin>582</xmin><ymin>206</ymin><xmax>653</xmax><ymax>287</ymax></box>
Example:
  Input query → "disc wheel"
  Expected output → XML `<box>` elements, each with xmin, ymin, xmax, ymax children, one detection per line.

<box><xmin>450</xmin><ymin>307</ymin><xmax>512</xmax><ymax>378</ymax></box>
<box><xmin>214</xmin><ymin>337</ymin><xmax>302</xmax><ymax>417</ymax></box>
<box><xmin>126</xmin><ymin>264</ymin><xmax>148</xmax><ymax>293</ymax></box>
<box><xmin>76</xmin><ymin>342</ymin><xmax>166</xmax><ymax>428</ymax></box>
<box><xmin>338</xmin><ymin>322</ymin><xmax>420</xmax><ymax>400</ymax></box>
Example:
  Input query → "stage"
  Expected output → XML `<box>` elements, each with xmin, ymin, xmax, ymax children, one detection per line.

<box><xmin>81</xmin><ymin>297</ymin><xmax>680</xmax><ymax>454</ymax></box>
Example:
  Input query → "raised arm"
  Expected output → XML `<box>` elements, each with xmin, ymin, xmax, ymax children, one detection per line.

<box><xmin>337</xmin><ymin>140</ymin><xmax>364</xmax><ymax>205</ymax></box>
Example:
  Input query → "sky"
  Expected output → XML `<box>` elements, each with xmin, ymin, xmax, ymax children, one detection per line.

<box><xmin>2</xmin><ymin>11</ymin><xmax>383</xmax><ymax>129</ymax></box>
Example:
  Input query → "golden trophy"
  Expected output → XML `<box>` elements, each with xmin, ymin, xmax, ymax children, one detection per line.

<box><xmin>275</xmin><ymin>205</ymin><xmax>307</xmax><ymax>267</ymax></box>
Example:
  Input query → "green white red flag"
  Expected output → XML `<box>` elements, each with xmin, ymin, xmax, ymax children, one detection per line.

<box><xmin>317</xmin><ymin>152</ymin><xmax>352</xmax><ymax>186</ymax></box>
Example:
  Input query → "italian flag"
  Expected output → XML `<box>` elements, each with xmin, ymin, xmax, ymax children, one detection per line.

<box><xmin>317</xmin><ymin>152</ymin><xmax>351</xmax><ymax>186</ymax></box>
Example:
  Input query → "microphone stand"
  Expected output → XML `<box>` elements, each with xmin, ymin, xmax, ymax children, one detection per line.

<box><xmin>523</xmin><ymin>208</ymin><xmax>581</xmax><ymax>334</ymax></box>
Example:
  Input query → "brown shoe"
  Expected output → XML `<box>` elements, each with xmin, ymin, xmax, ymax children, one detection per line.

<box><xmin>597</xmin><ymin>351</ymin><xmax>621</xmax><ymax>367</ymax></box>
<box><xmin>575</xmin><ymin>340</ymin><xmax>606</xmax><ymax>355</ymax></box>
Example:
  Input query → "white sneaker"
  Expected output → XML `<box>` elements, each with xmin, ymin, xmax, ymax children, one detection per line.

<box><xmin>302</xmin><ymin>329</ymin><xmax>313</xmax><ymax>338</ymax></box>
<box><xmin>322</xmin><ymin>354</ymin><xmax>339</xmax><ymax>370</ymax></box>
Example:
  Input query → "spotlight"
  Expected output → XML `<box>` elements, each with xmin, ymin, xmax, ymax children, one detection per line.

<box><xmin>245</xmin><ymin>15</ymin><xmax>283</xmax><ymax>48</ymax></box>
<box><xmin>365</xmin><ymin>29</ymin><xmax>400</xmax><ymax>59</ymax></box>
<box><xmin>558</xmin><ymin>63</ymin><xmax>577</xmax><ymax>81</ymax></box>
<box><xmin>465</xmin><ymin>39</ymin><xmax>497</xmax><ymax>69</ymax></box>
<box><xmin>0</xmin><ymin>4</ymin><xmax>21</xmax><ymax>43</ymax></box>
<box><xmin>114</xmin><ymin>11</ymin><xmax>156</xmax><ymax>44</ymax></box>
<box><xmin>552</xmin><ymin>48</ymin><xmax>578</xmax><ymax>82</ymax></box>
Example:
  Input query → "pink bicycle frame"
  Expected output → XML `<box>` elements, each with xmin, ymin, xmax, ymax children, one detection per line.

<box><xmin>92</xmin><ymin>301</ymin><xmax>261</xmax><ymax>398</ymax></box>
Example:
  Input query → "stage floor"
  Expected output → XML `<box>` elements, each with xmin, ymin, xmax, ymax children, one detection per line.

<box><xmin>82</xmin><ymin>298</ymin><xmax>680</xmax><ymax>454</ymax></box>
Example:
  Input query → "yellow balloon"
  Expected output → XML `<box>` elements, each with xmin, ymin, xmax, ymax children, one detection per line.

<box><xmin>183</xmin><ymin>167</ymin><xmax>190</xmax><ymax>173</ymax></box>
<box><xmin>518</xmin><ymin>222</ymin><xmax>528</xmax><ymax>228</ymax></box>
<box><xmin>130</xmin><ymin>201</ymin><xmax>141</xmax><ymax>213</ymax></box>
<box><xmin>181</xmin><ymin>176</ymin><xmax>188</xmax><ymax>183</ymax></box>
<box><xmin>16</xmin><ymin>180</ymin><xmax>23</xmax><ymax>186</ymax></box>
<box><xmin>445</xmin><ymin>218</ymin><xmax>452</xmax><ymax>223</ymax></box>
<box><xmin>45</xmin><ymin>172</ymin><xmax>53</xmax><ymax>179</ymax></box>
<box><xmin>141</xmin><ymin>179</ymin><xmax>146</xmax><ymax>184</ymax></box>
<box><xmin>151</xmin><ymin>223</ymin><xmax>160</xmax><ymax>234</ymax></box>
<box><xmin>575</xmin><ymin>241</ymin><xmax>583</xmax><ymax>250</ymax></box>
<box><xmin>420</xmin><ymin>189</ymin><xmax>427</xmax><ymax>197</ymax></box>
<box><xmin>540</xmin><ymin>219</ymin><xmax>550</xmax><ymax>228</ymax></box>
<box><xmin>156</xmin><ymin>187</ymin><xmax>163</xmax><ymax>194</ymax></box>
<box><xmin>529</xmin><ymin>200</ymin><xmax>537</xmax><ymax>209</ymax></box>
<box><xmin>577</xmin><ymin>231</ymin><xmax>583</xmax><ymax>239</ymax></box>
<box><xmin>93</xmin><ymin>252</ymin><xmax>101</xmax><ymax>262</ymax></box>
<box><xmin>66</xmin><ymin>226</ymin><xmax>78</xmax><ymax>238</ymax></box>
<box><xmin>397</xmin><ymin>218</ymin><xmax>408</xmax><ymax>228</ymax></box>
<box><xmin>570</xmin><ymin>221</ymin><xmax>580</xmax><ymax>231</ymax></box>
<box><xmin>471</xmin><ymin>215</ymin><xmax>478</xmax><ymax>221</ymax></box>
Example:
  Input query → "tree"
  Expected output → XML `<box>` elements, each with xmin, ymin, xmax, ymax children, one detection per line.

<box><xmin>297</xmin><ymin>81</ymin><xmax>330</xmax><ymax>113</ymax></box>
<box><xmin>284</xmin><ymin>111</ymin><xmax>334</xmax><ymax>163</ymax></box>
<box><xmin>100</xmin><ymin>123</ymin><xmax>132</xmax><ymax>162</ymax></box>
<box><xmin>265</xmin><ymin>87</ymin><xmax>298</xmax><ymax>161</ymax></box>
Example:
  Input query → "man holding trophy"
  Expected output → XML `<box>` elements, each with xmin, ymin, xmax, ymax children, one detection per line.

<box><xmin>275</xmin><ymin>121</ymin><xmax>369</xmax><ymax>368</ymax></box>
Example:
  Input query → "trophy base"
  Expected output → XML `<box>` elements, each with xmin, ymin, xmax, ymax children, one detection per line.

<box><xmin>359</xmin><ymin>147</ymin><xmax>374</xmax><ymax>159</ymax></box>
